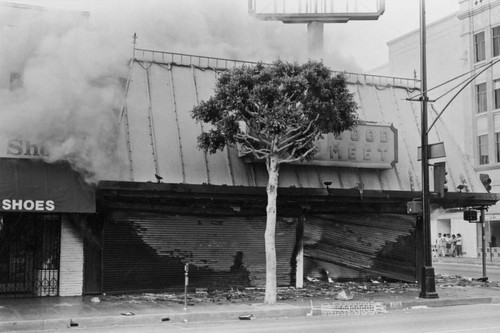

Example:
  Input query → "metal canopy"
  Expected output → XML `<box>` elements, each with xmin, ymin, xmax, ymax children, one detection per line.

<box><xmin>97</xmin><ymin>181</ymin><xmax>499</xmax><ymax>215</ymax></box>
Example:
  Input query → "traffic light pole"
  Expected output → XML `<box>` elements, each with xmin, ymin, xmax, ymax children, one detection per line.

<box><xmin>480</xmin><ymin>207</ymin><xmax>488</xmax><ymax>280</ymax></box>
<box><xmin>419</xmin><ymin>0</ymin><xmax>438</xmax><ymax>299</ymax></box>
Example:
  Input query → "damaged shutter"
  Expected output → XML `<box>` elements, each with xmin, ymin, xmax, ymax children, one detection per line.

<box><xmin>102</xmin><ymin>211</ymin><xmax>296</xmax><ymax>294</ymax></box>
<box><xmin>304</xmin><ymin>214</ymin><xmax>416</xmax><ymax>282</ymax></box>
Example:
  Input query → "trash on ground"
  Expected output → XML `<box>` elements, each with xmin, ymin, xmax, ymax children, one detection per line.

<box><xmin>239</xmin><ymin>314</ymin><xmax>256</xmax><ymax>320</ymax></box>
<box><xmin>121</xmin><ymin>312</ymin><xmax>135</xmax><ymax>316</ymax></box>
<box><xmin>335</xmin><ymin>289</ymin><xmax>354</xmax><ymax>300</ymax></box>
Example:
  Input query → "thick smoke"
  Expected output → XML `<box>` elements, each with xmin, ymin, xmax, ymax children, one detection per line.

<box><xmin>0</xmin><ymin>0</ymin><xmax>360</xmax><ymax>183</ymax></box>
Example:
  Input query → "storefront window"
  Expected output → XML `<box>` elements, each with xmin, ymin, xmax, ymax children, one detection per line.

<box><xmin>475</xmin><ymin>31</ymin><xmax>486</xmax><ymax>62</ymax></box>
<box><xmin>477</xmin><ymin>82</ymin><xmax>487</xmax><ymax>113</ymax></box>
<box><xmin>479</xmin><ymin>134</ymin><xmax>489</xmax><ymax>165</ymax></box>
<box><xmin>493</xmin><ymin>26</ymin><xmax>500</xmax><ymax>57</ymax></box>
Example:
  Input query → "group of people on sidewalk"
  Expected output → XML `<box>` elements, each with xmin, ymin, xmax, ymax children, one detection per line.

<box><xmin>435</xmin><ymin>233</ymin><xmax>463</xmax><ymax>257</ymax></box>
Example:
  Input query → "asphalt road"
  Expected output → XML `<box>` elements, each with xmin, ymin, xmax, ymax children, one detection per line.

<box><xmin>433</xmin><ymin>261</ymin><xmax>500</xmax><ymax>281</ymax></box>
<box><xmin>47</xmin><ymin>303</ymin><xmax>500</xmax><ymax>333</ymax></box>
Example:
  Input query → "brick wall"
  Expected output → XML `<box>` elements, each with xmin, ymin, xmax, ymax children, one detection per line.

<box><xmin>59</xmin><ymin>215</ymin><xmax>84</xmax><ymax>296</ymax></box>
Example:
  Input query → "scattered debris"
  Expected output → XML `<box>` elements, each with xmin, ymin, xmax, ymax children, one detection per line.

<box><xmin>238</xmin><ymin>314</ymin><xmax>255</xmax><ymax>320</ymax></box>
<box><xmin>121</xmin><ymin>312</ymin><xmax>135</xmax><ymax>316</ymax></box>
<box><xmin>335</xmin><ymin>290</ymin><xmax>355</xmax><ymax>301</ymax></box>
<box><xmin>410</xmin><ymin>305</ymin><xmax>428</xmax><ymax>310</ymax></box>
<box><xmin>98</xmin><ymin>274</ymin><xmax>500</xmax><ymax>307</ymax></box>
<box><xmin>196</xmin><ymin>288</ymin><xmax>208</xmax><ymax>294</ymax></box>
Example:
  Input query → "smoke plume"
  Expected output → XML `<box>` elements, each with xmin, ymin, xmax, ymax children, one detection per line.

<box><xmin>0</xmin><ymin>0</ymin><xmax>360</xmax><ymax>183</ymax></box>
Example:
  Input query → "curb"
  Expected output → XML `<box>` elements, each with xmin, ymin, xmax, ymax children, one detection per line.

<box><xmin>1</xmin><ymin>297</ymin><xmax>499</xmax><ymax>332</ymax></box>
<box><xmin>0</xmin><ymin>305</ymin><xmax>310</xmax><ymax>332</ymax></box>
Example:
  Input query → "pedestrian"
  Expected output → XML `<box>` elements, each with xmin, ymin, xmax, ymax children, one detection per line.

<box><xmin>435</xmin><ymin>233</ymin><xmax>442</xmax><ymax>257</ymax></box>
<box><xmin>455</xmin><ymin>233</ymin><xmax>463</xmax><ymax>257</ymax></box>
<box><xmin>445</xmin><ymin>234</ymin><xmax>452</xmax><ymax>256</ymax></box>
<box><xmin>451</xmin><ymin>234</ymin><xmax>457</xmax><ymax>256</ymax></box>
<box><xmin>438</xmin><ymin>233</ymin><xmax>447</xmax><ymax>257</ymax></box>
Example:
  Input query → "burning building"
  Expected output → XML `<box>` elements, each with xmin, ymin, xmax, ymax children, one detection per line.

<box><xmin>1</xmin><ymin>0</ymin><xmax>498</xmax><ymax>298</ymax></box>
<box><xmin>94</xmin><ymin>49</ymin><xmax>497</xmax><ymax>295</ymax></box>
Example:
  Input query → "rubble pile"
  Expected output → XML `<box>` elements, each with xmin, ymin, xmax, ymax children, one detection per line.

<box><xmin>100</xmin><ymin>274</ymin><xmax>499</xmax><ymax>306</ymax></box>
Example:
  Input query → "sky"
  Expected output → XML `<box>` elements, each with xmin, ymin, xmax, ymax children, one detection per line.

<box><xmin>0</xmin><ymin>0</ymin><xmax>461</xmax><ymax>181</ymax></box>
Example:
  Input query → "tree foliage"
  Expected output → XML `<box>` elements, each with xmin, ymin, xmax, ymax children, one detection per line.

<box><xmin>191</xmin><ymin>59</ymin><xmax>358</xmax><ymax>163</ymax></box>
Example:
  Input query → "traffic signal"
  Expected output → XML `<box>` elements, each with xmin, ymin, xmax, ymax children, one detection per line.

<box><xmin>479</xmin><ymin>173</ymin><xmax>492</xmax><ymax>192</ymax></box>
<box><xmin>433</xmin><ymin>162</ymin><xmax>448</xmax><ymax>197</ymax></box>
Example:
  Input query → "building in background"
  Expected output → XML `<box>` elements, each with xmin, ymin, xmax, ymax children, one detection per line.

<box><xmin>377</xmin><ymin>0</ymin><xmax>500</xmax><ymax>258</ymax></box>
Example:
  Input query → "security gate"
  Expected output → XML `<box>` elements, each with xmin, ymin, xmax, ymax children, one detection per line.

<box><xmin>0</xmin><ymin>213</ymin><xmax>61</xmax><ymax>297</ymax></box>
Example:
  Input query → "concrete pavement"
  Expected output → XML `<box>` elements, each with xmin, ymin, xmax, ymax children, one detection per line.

<box><xmin>2</xmin><ymin>259</ymin><xmax>500</xmax><ymax>332</ymax></box>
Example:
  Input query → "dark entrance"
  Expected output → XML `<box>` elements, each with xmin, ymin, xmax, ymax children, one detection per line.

<box><xmin>83</xmin><ymin>216</ymin><xmax>103</xmax><ymax>295</ymax></box>
<box><xmin>0</xmin><ymin>213</ymin><xmax>61</xmax><ymax>297</ymax></box>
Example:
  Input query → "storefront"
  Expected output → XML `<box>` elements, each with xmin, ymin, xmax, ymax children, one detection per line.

<box><xmin>0</xmin><ymin>157</ymin><xmax>95</xmax><ymax>297</ymax></box>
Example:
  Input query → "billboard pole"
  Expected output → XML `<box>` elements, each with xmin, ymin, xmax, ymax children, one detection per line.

<box><xmin>419</xmin><ymin>0</ymin><xmax>438</xmax><ymax>299</ymax></box>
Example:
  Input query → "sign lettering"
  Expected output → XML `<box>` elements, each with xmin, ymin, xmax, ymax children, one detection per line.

<box><xmin>1</xmin><ymin>136</ymin><xmax>49</xmax><ymax>159</ymax></box>
<box><xmin>308</xmin><ymin>123</ymin><xmax>398</xmax><ymax>168</ymax></box>
<box><xmin>1</xmin><ymin>199</ymin><xmax>55</xmax><ymax>212</ymax></box>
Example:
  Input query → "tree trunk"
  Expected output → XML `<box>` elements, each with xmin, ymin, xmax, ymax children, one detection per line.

<box><xmin>264</xmin><ymin>153</ymin><xmax>279</xmax><ymax>304</ymax></box>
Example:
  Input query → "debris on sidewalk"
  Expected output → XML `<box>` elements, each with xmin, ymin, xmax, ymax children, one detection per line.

<box><xmin>238</xmin><ymin>314</ymin><xmax>255</xmax><ymax>320</ymax></box>
<box><xmin>335</xmin><ymin>289</ymin><xmax>354</xmax><ymax>300</ymax></box>
<box><xmin>99</xmin><ymin>273</ymin><xmax>499</xmax><ymax>307</ymax></box>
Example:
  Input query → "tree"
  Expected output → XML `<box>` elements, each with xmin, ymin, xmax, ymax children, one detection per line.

<box><xmin>191</xmin><ymin>59</ymin><xmax>358</xmax><ymax>304</ymax></box>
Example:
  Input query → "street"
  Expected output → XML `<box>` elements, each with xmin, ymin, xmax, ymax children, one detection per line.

<box><xmin>42</xmin><ymin>303</ymin><xmax>500</xmax><ymax>333</ymax></box>
<box><xmin>433</xmin><ymin>260</ymin><xmax>500</xmax><ymax>281</ymax></box>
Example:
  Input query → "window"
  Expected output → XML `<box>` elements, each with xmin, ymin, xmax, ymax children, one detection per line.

<box><xmin>477</xmin><ymin>82</ymin><xmax>487</xmax><ymax>113</ymax></box>
<box><xmin>496</xmin><ymin>133</ymin><xmax>500</xmax><ymax>162</ymax></box>
<box><xmin>475</xmin><ymin>31</ymin><xmax>486</xmax><ymax>62</ymax></box>
<box><xmin>493</xmin><ymin>26</ymin><xmax>500</xmax><ymax>57</ymax></box>
<box><xmin>479</xmin><ymin>134</ymin><xmax>489</xmax><ymax>165</ymax></box>
<box><xmin>495</xmin><ymin>80</ymin><xmax>500</xmax><ymax>109</ymax></box>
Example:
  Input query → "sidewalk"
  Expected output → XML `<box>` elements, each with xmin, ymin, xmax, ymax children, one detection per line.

<box><xmin>1</xmin><ymin>273</ymin><xmax>500</xmax><ymax>332</ymax></box>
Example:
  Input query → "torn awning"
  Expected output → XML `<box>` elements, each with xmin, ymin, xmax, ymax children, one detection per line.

<box><xmin>0</xmin><ymin>158</ymin><xmax>95</xmax><ymax>213</ymax></box>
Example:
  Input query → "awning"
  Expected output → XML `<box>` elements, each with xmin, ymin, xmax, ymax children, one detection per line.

<box><xmin>0</xmin><ymin>158</ymin><xmax>95</xmax><ymax>213</ymax></box>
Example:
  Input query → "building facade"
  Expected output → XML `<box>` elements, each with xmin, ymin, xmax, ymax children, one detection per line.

<box><xmin>381</xmin><ymin>0</ymin><xmax>500</xmax><ymax>258</ymax></box>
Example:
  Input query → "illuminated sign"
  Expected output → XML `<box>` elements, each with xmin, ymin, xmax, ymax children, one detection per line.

<box><xmin>1</xmin><ymin>199</ymin><xmax>55</xmax><ymax>212</ymax></box>
<box><xmin>306</xmin><ymin>122</ymin><xmax>398</xmax><ymax>168</ymax></box>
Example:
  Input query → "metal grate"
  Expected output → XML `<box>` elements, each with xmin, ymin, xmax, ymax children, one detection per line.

<box><xmin>0</xmin><ymin>214</ymin><xmax>61</xmax><ymax>298</ymax></box>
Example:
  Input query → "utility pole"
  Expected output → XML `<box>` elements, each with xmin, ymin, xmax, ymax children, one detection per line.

<box><xmin>419</xmin><ymin>0</ymin><xmax>438</xmax><ymax>299</ymax></box>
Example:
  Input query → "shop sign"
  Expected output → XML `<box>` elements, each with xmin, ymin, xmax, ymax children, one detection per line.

<box><xmin>1</xmin><ymin>136</ymin><xmax>48</xmax><ymax>159</ymax></box>
<box><xmin>1</xmin><ymin>199</ymin><xmax>55</xmax><ymax>212</ymax></box>
<box><xmin>238</xmin><ymin>122</ymin><xmax>397</xmax><ymax>169</ymax></box>
<box><xmin>292</xmin><ymin>122</ymin><xmax>397</xmax><ymax>168</ymax></box>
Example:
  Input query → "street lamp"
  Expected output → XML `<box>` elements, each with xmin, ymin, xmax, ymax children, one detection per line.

<box><xmin>419</xmin><ymin>0</ymin><xmax>438</xmax><ymax>299</ymax></box>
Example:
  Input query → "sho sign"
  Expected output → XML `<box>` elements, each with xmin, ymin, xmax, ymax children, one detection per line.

<box><xmin>1</xmin><ymin>135</ymin><xmax>48</xmax><ymax>159</ymax></box>
<box><xmin>1</xmin><ymin>199</ymin><xmax>55</xmax><ymax>212</ymax></box>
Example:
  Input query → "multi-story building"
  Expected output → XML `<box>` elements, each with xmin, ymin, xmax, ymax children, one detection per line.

<box><xmin>381</xmin><ymin>0</ymin><xmax>500</xmax><ymax>258</ymax></box>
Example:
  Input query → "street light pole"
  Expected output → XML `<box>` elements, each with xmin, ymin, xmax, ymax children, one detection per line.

<box><xmin>419</xmin><ymin>0</ymin><xmax>438</xmax><ymax>299</ymax></box>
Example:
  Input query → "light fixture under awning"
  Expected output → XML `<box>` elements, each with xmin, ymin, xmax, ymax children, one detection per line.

<box><xmin>0</xmin><ymin>158</ymin><xmax>95</xmax><ymax>213</ymax></box>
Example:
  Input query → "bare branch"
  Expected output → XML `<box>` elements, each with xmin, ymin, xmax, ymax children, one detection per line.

<box><xmin>280</xmin><ymin>145</ymin><xmax>318</xmax><ymax>164</ymax></box>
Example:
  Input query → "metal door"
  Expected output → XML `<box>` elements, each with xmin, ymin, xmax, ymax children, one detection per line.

<box><xmin>0</xmin><ymin>213</ymin><xmax>61</xmax><ymax>297</ymax></box>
